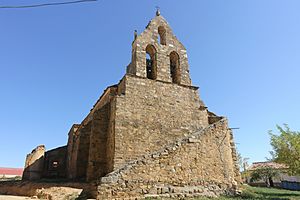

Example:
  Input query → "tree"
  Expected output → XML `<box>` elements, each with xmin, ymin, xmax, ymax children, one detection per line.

<box><xmin>269</xmin><ymin>124</ymin><xmax>300</xmax><ymax>175</ymax></box>
<box><xmin>237</xmin><ymin>150</ymin><xmax>250</xmax><ymax>172</ymax></box>
<box><xmin>250</xmin><ymin>167</ymin><xmax>279</xmax><ymax>187</ymax></box>
<box><xmin>237</xmin><ymin>151</ymin><xmax>251</xmax><ymax>183</ymax></box>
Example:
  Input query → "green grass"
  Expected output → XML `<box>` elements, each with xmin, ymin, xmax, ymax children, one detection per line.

<box><xmin>195</xmin><ymin>185</ymin><xmax>300</xmax><ymax>200</ymax></box>
<box><xmin>0</xmin><ymin>176</ymin><xmax>22</xmax><ymax>182</ymax></box>
<box><xmin>148</xmin><ymin>185</ymin><xmax>300</xmax><ymax>200</ymax></box>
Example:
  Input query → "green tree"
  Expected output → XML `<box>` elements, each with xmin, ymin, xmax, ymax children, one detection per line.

<box><xmin>269</xmin><ymin>124</ymin><xmax>300</xmax><ymax>175</ymax></box>
<box><xmin>250</xmin><ymin>167</ymin><xmax>279</xmax><ymax>187</ymax></box>
<box><xmin>237</xmin><ymin>152</ymin><xmax>250</xmax><ymax>183</ymax></box>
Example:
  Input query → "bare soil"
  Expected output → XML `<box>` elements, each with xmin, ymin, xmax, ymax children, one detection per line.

<box><xmin>0</xmin><ymin>195</ymin><xmax>33</xmax><ymax>200</ymax></box>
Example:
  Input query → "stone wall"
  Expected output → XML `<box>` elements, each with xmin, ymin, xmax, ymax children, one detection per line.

<box><xmin>75</xmin><ymin>122</ymin><xmax>91</xmax><ymax>180</ymax></box>
<box><xmin>229</xmin><ymin>131</ymin><xmax>242</xmax><ymax>184</ymax></box>
<box><xmin>127</xmin><ymin>15</ymin><xmax>191</xmax><ymax>86</ymax></box>
<box><xmin>22</xmin><ymin>145</ymin><xmax>45</xmax><ymax>180</ymax></box>
<box><xmin>87</xmin><ymin>102</ymin><xmax>114</xmax><ymax>181</ymax></box>
<box><xmin>66</xmin><ymin>85</ymin><xmax>117</xmax><ymax>181</ymax></box>
<box><xmin>66</xmin><ymin>124</ymin><xmax>80</xmax><ymax>179</ymax></box>
<box><xmin>113</xmin><ymin>74</ymin><xmax>209</xmax><ymax>169</ymax></box>
<box><xmin>97</xmin><ymin>118</ymin><xmax>240</xmax><ymax>199</ymax></box>
<box><xmin>42</xmin><ymin>146</ymin><xmax>67</xmax><ymax>179</ymax></box>
<box><xmin>67</xmin><ymin>131</ymin><xmax>80</xmax><ymax>179</ymax></box>
<box><xmin>82</xmin><ymin>86</ymin><xmax>116</xmax><ymax>181</ymax></box>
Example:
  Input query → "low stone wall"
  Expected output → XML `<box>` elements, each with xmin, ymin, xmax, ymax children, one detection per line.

<box><xmin>97</xmin><ymin>118</ymin><xmax>240</xmax><ymax>199</ymax></box>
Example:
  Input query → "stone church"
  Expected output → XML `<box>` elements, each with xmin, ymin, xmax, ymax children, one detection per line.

<box><xmin>23</xmin><ymin>11</ymin><xmax>241</xmax><ymax>199</ymax></box>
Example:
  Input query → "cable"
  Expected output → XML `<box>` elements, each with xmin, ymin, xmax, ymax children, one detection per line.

<box><xmin>0</xmin><ymin>0</ymin><xmax>97</xmax><ymax>9</ymax></box>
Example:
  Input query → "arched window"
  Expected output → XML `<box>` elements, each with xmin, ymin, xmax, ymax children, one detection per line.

<box><xmin>170</xmin><ymin>51</ymin><xmax>180</xmax><ymax>84</ymax></box>
<box><xmin>158</xmin><ymin>26</ymin><xmax>166</xmax><ymax>45</ymax></box>
<box><xmin>146</xmin><ymin>45</ymin><xmax>157</xmax><ymax>80</ymax></box>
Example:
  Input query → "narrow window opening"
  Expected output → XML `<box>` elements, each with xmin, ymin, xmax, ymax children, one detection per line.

<box><xmin>146</xmin><ymin>45</ymin><xmax>157</xmax><ymax>80</ymax></box>
<box><xmin>158</xmin><ymin>26</ymin><xmax>166</xmax><ymax>45</ymax></box>
<box><xmin>146</xmin><ymin>53</ymin><xmax>153</xmax><ymax>79</ymax></box>
<box><xmin>52</xmin><ymin>161</ymin><xmax>59</xmax><ymax>168</ymax></box>
<box><xmin>170</xmin><ymin>51</ymin><xmax>181</xmax><ymax>84</ymax></box>
<box><xmin>49</xmin><ymin>161</ymin><xmax>59</xmax><ymax>171</ymax></box>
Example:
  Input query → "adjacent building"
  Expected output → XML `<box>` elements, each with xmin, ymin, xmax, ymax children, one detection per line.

<box><xmin>0</xmin><ymin>167</ymin><xmax>23</xmax><ymax>179</ymax></box>
<box><xmin>248</xmin><ymin>161</ymin><xmax>300</xmax><ymax>190</ymax></box>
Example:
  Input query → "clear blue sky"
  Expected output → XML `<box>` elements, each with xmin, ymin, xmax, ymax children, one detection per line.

<box><xmin>0</xmin><ymin>0</ymin><xmax>299</xmax><ymax>168</ymax></box>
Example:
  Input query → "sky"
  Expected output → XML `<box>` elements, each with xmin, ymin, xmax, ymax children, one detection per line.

<box><xmin>0</xmin><ymin>0</ymin><xmax>300</xmax><ymax>168</ymax></box>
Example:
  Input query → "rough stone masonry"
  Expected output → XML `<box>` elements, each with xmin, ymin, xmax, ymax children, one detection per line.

<box><xmin>22</xmin><ymin>11</ymin><xmax>241</xmax><ymax>199</ymax></box>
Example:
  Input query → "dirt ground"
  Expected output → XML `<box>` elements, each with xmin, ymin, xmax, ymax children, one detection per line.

<box><xmin>0</xmin><ymin>195</ymin><xmax>34</xmax><ymax>200</ymax></box>
<box><xmin>0</xmin><ymin>180</ymin><xmax>96</xmax><ymax>199</ymax></box>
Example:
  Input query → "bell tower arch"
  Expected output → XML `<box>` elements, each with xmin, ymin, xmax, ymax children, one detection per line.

<box><xmin>127</xmin><ymin>11</ymin><xmax>192</xmax><ymax>86</ymax></box>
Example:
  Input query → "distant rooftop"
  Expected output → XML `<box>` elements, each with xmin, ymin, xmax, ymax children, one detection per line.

<box><xmin>0</xmin><ymin>167</ymin><xmax>23</xmax><ymax>176</ymax></box>
<box><xmin>248</xmin><ymin>161</ymin><xmax>288</xmax><ymax>171</ymax></box>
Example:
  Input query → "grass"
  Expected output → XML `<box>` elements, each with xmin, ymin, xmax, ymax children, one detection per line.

<box><xmin>196</xmin><ymin>185</ymin><xmax>300</xmax><ymax>200</ymax></box>
<box><xmin>148</xmin><ymin>185</ymin><xmax>300</xmax><ymax>200</ymax></box>
<box><xmin>0</xmin><ymin>176</ymin><xmax>22</xmax><ymax>182</ymax></box>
